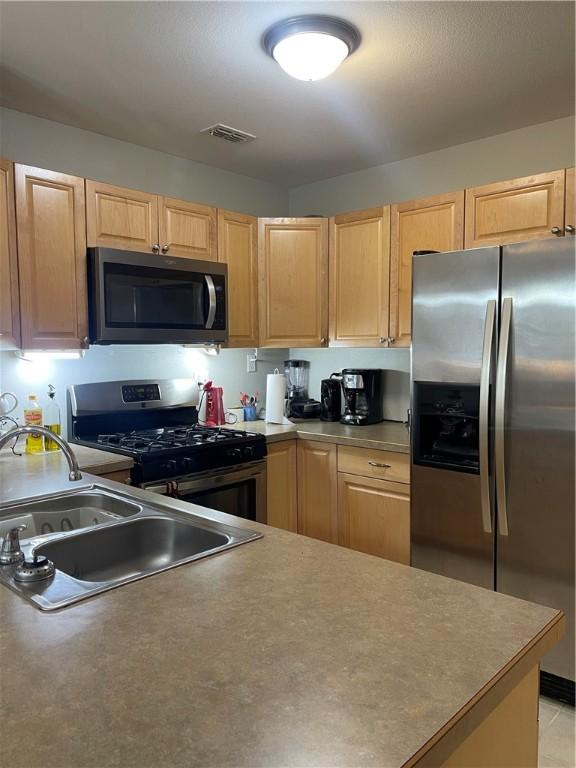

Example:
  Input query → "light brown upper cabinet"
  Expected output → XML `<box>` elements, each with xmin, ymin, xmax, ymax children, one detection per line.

<box><xmin>297</xmin><ymin>440</ymin><xmax>338</xmax><ymax>544</ymax></box>
<box><xmin>329</xmin><ymin>207</ymin><xmax>390</xmax><ymax>347</ymax></box>
<box><xmin>159</xmin><ymin>197</ymin><xmax>217</xmax><ymax>260</ymax></box>
<box><xmin>565</xmin><ymin>167</ymin><xmax>575</xmax><ymax>235</ymax></box>
<box><xmin>16</xmin><ymin>165</ymin><xmax>87</xmax><ymax>350</ymax></box>
<box><xmin>86</xmin><ymin>180</ymin><xmax>158</xmax><ymax>253</ymax></box>
<box><xmin>464</xmin><ymin>170</ymin><xmax>566</xmax><ymax>248</ymax></box>
<box><xmin>0</xmin><ymin>157</ymin><xmax>20</xmax><ymax>349</ymax></box>
<box><xmin>218</xmin><ymin>210</ymin><xmax>258</xmax><ymax>347</ymax></box>
<box><xmin>86</xmin><ymin>181</ymin><xmax>217</xmax><ymax>259</ymax></box>
<box><xmin>258</xmin><ymin>218</ymin><xmax>328</xmax><ymax>348</ymax></box>
<box><xmin>390</xmin><ymin>191</ymin><xmax>464</xmax><ymax>347</ymax></box>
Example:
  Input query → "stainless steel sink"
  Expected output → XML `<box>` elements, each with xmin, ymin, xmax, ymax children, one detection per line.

<box><xmin>0</xmin><ymin>489</ymin><xmax>141</xmax><ymax>539</ymax></box>
<box><xmin>36</xmin><ymin>516</ymin><xmax>230</xmax><ymax>583</ymax></box>
<box><xmin>0</xmin><ymin>484</ymin><xmax>262</xmax><ymax>610</ymax></box>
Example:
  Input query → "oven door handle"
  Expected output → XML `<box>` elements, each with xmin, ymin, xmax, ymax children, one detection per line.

<box><xmin>204</xmin><ymin>275</ymin><xmax>216</xmax><ymax>329</ymax></box>
<box><xmin>144</xmin><ymin>461</ymin><xmax>265</xmax><ymax>495</ymax></box>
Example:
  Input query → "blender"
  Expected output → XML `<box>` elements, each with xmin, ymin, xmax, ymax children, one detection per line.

<box><xmin>284</xmin><ymin>360</ymin><xmax>320</xmax><ymax>419</ymax></box>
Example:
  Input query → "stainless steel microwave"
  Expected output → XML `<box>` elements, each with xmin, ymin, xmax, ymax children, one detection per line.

<box><xmin>88</xmin><ymin>248</ymin><xmax>228</xmax><ymax>345</ymax></box>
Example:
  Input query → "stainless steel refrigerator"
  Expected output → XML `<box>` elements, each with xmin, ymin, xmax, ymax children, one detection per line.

<box><xmin>411</xmin><ymin>238</ymin><xmax>575</xmax><ymax>696</ymax></box>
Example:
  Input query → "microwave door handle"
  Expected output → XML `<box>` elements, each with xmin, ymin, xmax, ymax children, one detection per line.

<box><xmin>204</xmin><ymin>275</ymin><xmax>216</xmax><ymax>329</ymax></box>
<box><xmin>479</xmin><ymin>300</ymin><xmax>496</xmax><ymax>534</ymax></box>
<box><xmin>495</xmin><ymin>297</ymin><xmax>512</xmax><ymax>537</ymax></box>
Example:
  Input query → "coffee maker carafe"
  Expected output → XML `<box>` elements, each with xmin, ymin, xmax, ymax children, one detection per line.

<box><xmin>341</xmin><ymin>369</ymin><xmax>384</xmax><ymax>426</ymax></box>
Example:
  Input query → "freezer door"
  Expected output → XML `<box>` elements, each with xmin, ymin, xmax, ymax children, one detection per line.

<box><xmin>411</xmin><ymin>247</ymin><xmax>500</xmax><ymax>589</ymax></box>
<box><xmin>497</xmin><ymin>238</ymin><xmax>575</xmax><ymax>682</ymax></box>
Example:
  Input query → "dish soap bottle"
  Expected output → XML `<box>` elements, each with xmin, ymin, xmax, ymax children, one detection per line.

<box><xmin>23</xmin><ymin>394</ymin><xmax>43</xmax><ymax>453</ymax></box>
<box><xmin>44</xmin><ymin>384</ymin><xmax>61</xmax><ymax>452</ymax></box>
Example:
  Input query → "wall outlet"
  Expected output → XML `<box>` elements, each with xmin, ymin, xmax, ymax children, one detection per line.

<box><xmin>246</xmin><ymin>353</ymin><xmax>257</xmax><ymax>373</ymax></box>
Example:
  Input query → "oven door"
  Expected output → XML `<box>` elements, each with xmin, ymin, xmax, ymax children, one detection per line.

<box><xmin>88</xmin><ymin>248</ymin><xmax>228</xmax><ymax>344</ymax></box>
<box><xmin>142</xmin><ymin>462</ymin><xmax>267</xmax><ymax>524</ymax></box>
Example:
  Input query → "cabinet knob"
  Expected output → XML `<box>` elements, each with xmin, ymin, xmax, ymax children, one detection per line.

<box><xmin>550</xmin><ymin>227</ymin><xmax>563</xmax><ymax>236</ymax></box>
<box><xmin>565</xmin><ymin>224</ymin><xmax>575</xmax><ymax>233</ymax></box>
<box><xmin>152</xmin><ymin>243</ymin><xmax>160</xmax><ymax>253</ymax></box>
<box><xmin>379</xmin><ymin>337</ymin><xmax>386</xmax><ymax>344</ymax></box>
<box><xmin>161</xmin><ymin>244</ymin><xmax>169</xmax><ymax>254</ymax></box>
<box><xmin>320</xmin><ymin>337</ymin><xmax>327</xmax><ymax>345</ymax></box>
<box><xmin>81</xmin><ymin>336</ymin><xmax>90</xmax><ymax>349</ymax></box>
<box><xmin>387</xmin><ymin>337</ymin><xmax>395</xmax><ymax>344</ymax></box>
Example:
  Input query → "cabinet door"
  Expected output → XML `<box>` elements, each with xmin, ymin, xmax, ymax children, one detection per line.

<box><xmin>464</xmin><ymin>170</ymin><xmax>565</xmax><ymax>248</ymax></box>
<box><xmin>297</xmin><ymin>440</ymin><xmax>337</xmax><ymax>543</ymax></box>
<box><xmin>565</xmin><ymin>167</ymin><xmax>575</xmax><ymax>235</ymax></box>
<box><xmin>338</xmin><ymin>473</ymin><xmax>410</xmax><ymax>564</ymax></box>
<box><xmin>16</xmin><ymin>165</ymin><xmax>87</xmax><ymax>350</ymax></box>
<box><xmin>390</xmin><ymin>191</ymin><xmax>464</xmax><ymax>347</ymax></box>
<box><xmin>0</xmin><ymin>157</ymin><xmax>20</xmax><ymax>349</ymax></box>
<box><xmin>86</xmin><ymin>180</ymin><xmax>158</xmax><ymax>252</ymax></box>
<box><xmin>159</xmin><ymin>197</ymin><xmax>217</xmax><ymax>260</ymax></box>
<box><xmin>266</xmin><ymin>440</ymin><xmax>298</xmax><ymax>532</ymax></box>
<box><xmin>218</xmin><ymin>210</ymin><xmax>258</xmax><ymax>347</ymax></box>
<box><xmin>329</xmin><ymin>207</ymin><xmax>390</xmax><ymax>347</ymax></box>
<box><xmin>258</xmin><ymin>218</ymin><xmax>328</xmax><ymax>347</ymax></box>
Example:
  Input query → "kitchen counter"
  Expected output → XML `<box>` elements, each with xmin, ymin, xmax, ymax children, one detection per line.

<box><xmin>0</xmin><ymin>470</ymin><xmax>563</xmax><ymax>768</ymax></box>
<box><xmin>228</xmin><ymin>418</ymin><xmax>410</xmax><ymax>452</ymax></box>
<box><xmin>0</xmin><ymin>443</ymin><xmax>133</xmax><ymax>499</ymax></box>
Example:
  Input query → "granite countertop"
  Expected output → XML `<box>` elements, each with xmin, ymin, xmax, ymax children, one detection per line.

<box><xmin>227</xmin><ymin>419</ymin><xmax>410</xmax><ymax>452</ymax></box>
<box><xmin>0</xmin><ymin>471</ymin><xmax>563</xmax><ymax>768</ymax></box>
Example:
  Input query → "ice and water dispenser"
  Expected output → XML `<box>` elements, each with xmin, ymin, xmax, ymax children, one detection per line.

<box><xmin>412</xmin><ymin>382</ymin><xmax>480</xmax><ymax>474</ymax></box>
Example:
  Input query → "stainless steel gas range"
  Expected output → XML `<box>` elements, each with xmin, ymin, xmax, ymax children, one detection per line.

<box><xmin>67</xmin><ymin>379</ymin><xmax>267</xmax><ymax>523</ymax></box>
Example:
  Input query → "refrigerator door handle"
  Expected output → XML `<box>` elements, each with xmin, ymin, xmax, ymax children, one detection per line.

<box><xmin>495</xmin><ymin>297</ymin><xmax>513</xmax><ymax>536</ymax></box>
<box><xmin>479</xmin><ymin>300</ymin><xmax>496</xmax><ymax>534</ymax></box>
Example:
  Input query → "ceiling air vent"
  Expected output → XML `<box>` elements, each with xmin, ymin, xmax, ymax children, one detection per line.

<box><xmin>200</xmin><ymin>123</ymin><xmax>256</xmax><ymax>144</ymax></box>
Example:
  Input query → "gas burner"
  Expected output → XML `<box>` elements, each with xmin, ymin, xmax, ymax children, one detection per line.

<box><xmin>97</xmin><ymin>433</ymin><xmax>126</xmax><ymax>445</ymax></box>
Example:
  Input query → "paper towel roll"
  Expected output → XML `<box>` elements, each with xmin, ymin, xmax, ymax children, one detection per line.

<box><xmin>266</xmin><ymin>372</ymin><xmax>287</xmax><ymax>424</ymax></box>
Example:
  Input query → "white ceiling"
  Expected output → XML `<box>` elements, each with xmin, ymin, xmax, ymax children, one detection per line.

<box><xmin>1</xmin><ymin>1</ymin><xmax>574</xmax><ymax>188</ymax></box>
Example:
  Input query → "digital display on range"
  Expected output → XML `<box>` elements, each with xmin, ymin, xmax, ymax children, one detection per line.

<box><xmin>122</xmin><ymin>384</ymin><xmax>161</xmax><ymax>403</ymax></box>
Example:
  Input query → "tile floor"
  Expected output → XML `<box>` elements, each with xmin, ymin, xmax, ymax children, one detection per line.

<box><xmin>539</xmin><ymin>696</ymin><xmax>575</xmax><ymax>768</ymax></box>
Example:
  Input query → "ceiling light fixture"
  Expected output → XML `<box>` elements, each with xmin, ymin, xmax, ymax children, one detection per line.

<box><xmin>263</xmin><ymin>15</ymin><xmax>361</xmax><ymax>82</ymax></box>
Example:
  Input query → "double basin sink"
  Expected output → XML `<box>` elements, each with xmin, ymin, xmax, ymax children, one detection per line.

<box><xmin>0</xmin><ymin>485</ymin><xmax>261</xmax><ymax>610</ymax></box>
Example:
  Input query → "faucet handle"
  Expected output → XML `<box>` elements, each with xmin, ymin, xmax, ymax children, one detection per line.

<box><xmin>0</xmin><ymin>525</ymin><xmax>26</xmax><ymax>565</ymax></box>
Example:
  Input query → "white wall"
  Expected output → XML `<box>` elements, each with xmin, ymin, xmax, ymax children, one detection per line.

<box><xmin>0</xmin><ymin>108</ymin><xmax>288</xmax><ymax>217</ymax></box>
<box><xmin>0</xmin><ymin>347</ymin><xmax>286</xmax><ymax>437</ymax></box>
<box><xmin>289</xmin><ymin>116</ymin><xmax>576</xmax><ymax>215</ymax></box>
<box><xmin>289</xmin><ymin>348</ymin><xmax>410</xmax><ymax>422</ymax></box>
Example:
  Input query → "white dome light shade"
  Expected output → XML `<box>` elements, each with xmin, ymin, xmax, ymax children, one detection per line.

<box><xmin>263</xmin><ymin>16</ymin><xmax>361</xmax><ymax>82</ymax></box>
<box><xmin>272</xmin><ymin>32</ymin><xmax>350</xmax><ymax>81</ymax></box>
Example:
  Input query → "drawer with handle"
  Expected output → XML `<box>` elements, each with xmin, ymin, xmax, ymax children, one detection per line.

<box><xmin>337</xmin><ymin>445</ymin><xmax>410</xmax><ymax>484</ymax></box>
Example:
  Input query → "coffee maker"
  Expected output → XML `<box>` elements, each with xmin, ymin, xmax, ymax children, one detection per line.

<box><xmin>284</xmin><ymin>360</ymin><xmax>321</xmax><ymax>419</ymax></box>
<box><xmin>340</xmin><ymin>369</ymin><xmax>384</xmax><ymax>426</ymax></box>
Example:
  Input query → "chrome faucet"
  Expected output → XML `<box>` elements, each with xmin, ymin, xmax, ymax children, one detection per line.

<box><xmin>0</xmin><ymin>524</ymin><xmax>26</xmax><ymax>565</ymax></box>
<box><xmin>0</xmin><ymin>426</ymin><xmax>83</xmax><ymax>481</ymax></box>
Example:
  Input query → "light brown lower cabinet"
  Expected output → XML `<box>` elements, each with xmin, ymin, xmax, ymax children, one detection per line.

<box><xmin>337</xmin><ymin>472</ymin><xmax>410</xmax><ymax>564</ymax></box>
<box><xmin>99</xmin><ymin>469</ymin><xmax>132</xmax><ymax>484</ymax></box>
<box><xmin>265</xmin><ymin>441</ymin><xmax>298</xmax><ymax>532</ymax></box>
<box><xmin>297</xmin><ymin>440</ymin><xmax>338</xmax><ymax>543</ymax></box>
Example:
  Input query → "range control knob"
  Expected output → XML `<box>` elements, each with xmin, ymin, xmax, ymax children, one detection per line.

<box><xmin>181</xmin><ymin>457</ymin><xmax>194</xmax><ymax>471</ymax></box>
<box><xmin>230</xmin><ymin>448</ymin><xmax>242</xmax><ymax>460</ymax></box>
<box><xmin>244</xmin><ymin>446</ymin><xmax>254</xmax><ymax>460</ymax></box>
<box><xmin>165</xmin><ymin>460</ymin><xmax>178</xmax><ymax>473</ymax></box>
